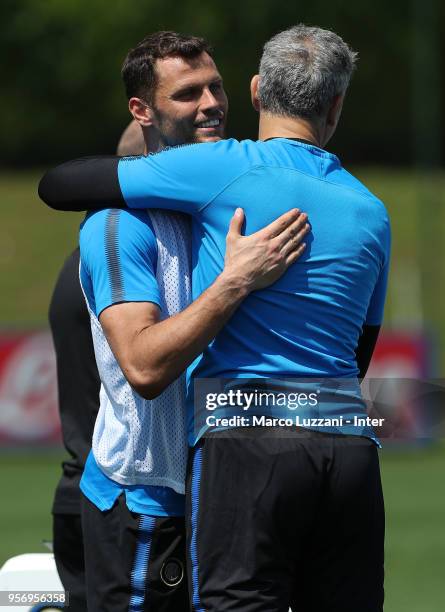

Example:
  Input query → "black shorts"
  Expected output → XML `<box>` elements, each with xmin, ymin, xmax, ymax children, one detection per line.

<box><xmin>186</xmin><ymin>427</ymin><xmax>384</xmax><ymax>612</ymax></box>
<box><xmin>52</xmin><ymin>513</ymin><xmax>86</xmax><ymax>611</ymax></box>
<box><xmin>81</xmin><ymin>493</ymin><xmax>190</xmax><ymax>612</ymax></box>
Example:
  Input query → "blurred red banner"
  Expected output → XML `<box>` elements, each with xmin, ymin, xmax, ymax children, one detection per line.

<box><xmin>0</xmin><ymin>329</ymin><xmax>432</xmax><ymax>448</ymax></box>
<box><xmin>368</xmin><ymin>331</ymin><xmax>430</xmax><ymax>379</ymax></box>
<box><xmin>0</xmin><ymin>331</ymin><xmax>61</xmax><ymax>446</ymax></box>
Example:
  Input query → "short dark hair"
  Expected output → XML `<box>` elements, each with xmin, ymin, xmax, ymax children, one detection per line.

<box><xmin>122</xmin><ymin>31</ymin><xmax>213</xmax><ymax>103</ymax></box>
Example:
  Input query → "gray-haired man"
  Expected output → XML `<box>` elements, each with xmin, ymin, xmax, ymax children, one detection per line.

<box><xmin>40</xmin><ymin>25</ymin><xmax>389</xmax><ymax>612</ymax></box>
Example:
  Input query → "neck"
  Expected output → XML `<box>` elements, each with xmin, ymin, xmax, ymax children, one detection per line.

<box><xmin>257</xmin><ymin>113</ymin><xmax>326</xmax><ymax>148</ymax></box>
<box><xmin>143</xmin><ymin>126</ymin><xmax>164</xmax><ymax>155</ymax></box>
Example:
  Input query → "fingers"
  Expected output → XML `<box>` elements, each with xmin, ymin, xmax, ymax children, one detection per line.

<box><xmin>260</xmin><ymin>208</ymin><xmax>302</xmax><ymax>239</ymax></box>
<box><xmin>284</xmin><ymin>242</ymin><xmax>307</xmax><ymax>266</ymax></box>
<box><xmin>226</xmin><ymin>207</ymin><xmax>245</xmax><ymax>239</ymax></box>
<box><xmin>280</xmin><ymin>222</ymin><xmax>310</xmax><ymax>257</ymax></box>
<box><xmin>274</xmin><ymin>210</ymin><xmax>308</xmax><ymax>248</ymax></box>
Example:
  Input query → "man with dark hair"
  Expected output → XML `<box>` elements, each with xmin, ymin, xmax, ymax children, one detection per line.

<box><xmin>49</xmin><ymin>247</ymin><xmax>100</xmax><ymax>612</ymax></box>
<box><xmin>122</xmin><ymin>32</ymin><xmax>213</xmax><ymax>100</ymax></box>
<box><xmin>122</xmin><ymin>31</ymin><xmax>224</xmax><ymax>148</ymax></box>
<box><xmin>45</xmin><ymin>30</ymin><xmax>309</xmax><ymax>612</ymax></box>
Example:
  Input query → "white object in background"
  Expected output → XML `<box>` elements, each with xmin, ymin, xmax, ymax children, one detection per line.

<box><xmin>0</xmin><ymin>554</ymin><xmax>63</xmax><ymax>611</ymax></box>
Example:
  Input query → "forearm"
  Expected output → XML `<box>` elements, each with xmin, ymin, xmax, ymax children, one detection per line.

<box><xmin>100</xmin><ymin>207</ymin><xmax>308</xmax><ymax>399</ymax></box>
<box><xmin>129</xmin><ymin>271</ymin><xmax>250</xmax><ymax>398</ymax></box>
<box><xmin>38</xmin><ymin>157</ymin><xmax>125</xmax><ymax>211</ymax></box>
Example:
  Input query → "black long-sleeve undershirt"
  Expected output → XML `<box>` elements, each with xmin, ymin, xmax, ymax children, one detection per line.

<box><xmin>38</xmin><ymin>156</ymin><xmax>125</xmax><ymax>211</ymax></box>
<box><xmin>356</xmin><ymin>324</ymin><xmax>380</xmax><ymax>379</ymax></box>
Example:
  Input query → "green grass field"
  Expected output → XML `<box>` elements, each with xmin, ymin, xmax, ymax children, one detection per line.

<box><xmin>381</xmin><ymin>444</ymin><xmax>445</xmax><ymax>612</ymax></box>
<box><xmin>0</xmin><ymin>171</ymin><xmax>83</xmax><ymax>327</ymax></box>
<box><xmin>0</xmin><ymin>446</ymin><xmax>444</xmax><ymax>611</ymax></box>
<box><xmin>0</xmin><ymin>452</ymin><xmax>63</xmax><ymax>564</ymax></box>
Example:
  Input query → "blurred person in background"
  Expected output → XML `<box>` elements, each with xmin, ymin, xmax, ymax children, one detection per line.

<box><xmin>46</xmin><ymin>31</ymin><xmax>308</xmax><ymax>612</ymax></box>
<box><xmin>49</xmin><ymin>246</ymin><xmax>99</xmax><ymax>612</ymax></box>
<box><xmin>40</xmin><ymin>25</ymin><xmax>390</xmax><ymax>612</ymax></box>
<box><xmin>49</xmin><ymin>120</ymin><xmax>145</xmax><ymax>611</ymax></box>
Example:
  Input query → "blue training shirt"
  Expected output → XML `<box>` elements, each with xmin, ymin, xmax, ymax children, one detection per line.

<box><xmin>118</xmin><ymin>139</ymin><xmax>391</xmax><ymax>444</ymax></box>
<box><xmin>81</xmin><ymin>451</ymin><xmax>185</xmax><ymax>516</ymax></box>
<box><xmin>79</xmin><ymin>208</ymin><xmax>185</xmax><ymax>516</ymax></box>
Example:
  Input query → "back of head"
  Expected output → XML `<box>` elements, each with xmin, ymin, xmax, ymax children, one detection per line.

<box><xmin>258</xmin><ymin>25</ymin><xmax>357</xmax><ymax>120</ymax></box>
<box><xmin>116</xmin><ymin>120</ymin><xmax>145</xmax><ymax>156</ymax></box>
<box><xmin>122</xmin><ymin>30</ymin><xmax>213</xmax><ymax>104</ymax></box>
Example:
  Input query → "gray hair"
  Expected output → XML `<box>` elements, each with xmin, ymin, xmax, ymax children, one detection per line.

<box><xmin>258</xmin><ymin>25</ymin><xmax>358</xmax><ymax>120</ymax></box>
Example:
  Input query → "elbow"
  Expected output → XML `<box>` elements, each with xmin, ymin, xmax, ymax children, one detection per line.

<box><xmin>126</xmin><ymin>368</ymin><xmax>167</xmax><ymax>401</ymax></box>
<box><xmin>38</xmin><ymin>163</ymin><xmax>84</xmax><ymax>211</ymax></box>
<box><xmin>38</xmin><ymin>168</ymin><xmax>64</xmax><ymax>210</ymax></box>
<box><xmin>136</xmin><ymin>383</ymin><xmax>166</xmax><ymax>401</ymax></box>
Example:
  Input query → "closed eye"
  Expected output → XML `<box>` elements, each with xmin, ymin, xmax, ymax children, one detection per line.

<box><xmin>172</xmin><ymin>87</ymin><xmax>201</xmax><ymax>101</ymax></box>
<box><xmin>172</xmin><ymin>80</ymin><xmax>224</xmax><ymax>101</ymax></box>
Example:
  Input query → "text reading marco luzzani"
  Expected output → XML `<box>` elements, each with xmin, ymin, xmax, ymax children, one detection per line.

<box><xmin>204</xmin><ymin>389</ymin><xmax>384</xmax><ymax>428</ymax></box>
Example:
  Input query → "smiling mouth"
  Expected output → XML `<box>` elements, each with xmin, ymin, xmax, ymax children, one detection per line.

<box><xmin>195</xmin><ymin>118</ymin><xmax>222</xmax><ymax>129</ymax></box>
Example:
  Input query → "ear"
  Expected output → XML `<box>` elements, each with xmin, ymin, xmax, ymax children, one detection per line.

<box><xmin>327</xmin><ymin>93</ymin><xmax>344</xmax><ymax>127</ymax></box>
<box><xmin>128</xmin><ymin>97</ymin><xmax>155</xmax><ymax>128</ymax></box>
<box><xmin>250</xmin><ymin>75</ymin><xmax>261</xmax><ymax>112</ymax></box>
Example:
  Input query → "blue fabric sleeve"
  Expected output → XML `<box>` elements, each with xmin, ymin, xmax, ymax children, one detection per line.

<box><xmin>79</xmin><ymin>208</ymin><xmax>161</xmax><ymax>317</ymax></box>
<box><xmin>118</xmin><ymin>139</ymin><xmax>249</xmax><ymax>214</ymax></box>
<box><xmin>365</xmin><ymin>216</ymin><xmax>391</xmax><ymax>325</ymax></box>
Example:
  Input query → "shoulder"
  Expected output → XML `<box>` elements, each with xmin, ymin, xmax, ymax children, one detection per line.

<box><xmin>140</xmin><ymin>138</ymin><xmax>251</xmax><ymax>166</ymax></box>
<box><xmin>80</xmin><ymin>208</ymin><xmax>157</xmax><ymax>261</ymax></box>
<box><xmin>80</xmin><ymin>208</ymin><xmax>154</xmax><ymax>238</ymax></box>
<box><xmin>335</xmin><ymin>169</ymin><xmax>390</xmax><ymax>220</ymax></box>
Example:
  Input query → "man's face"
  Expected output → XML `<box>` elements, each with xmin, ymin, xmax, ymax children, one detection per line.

<box><xmin>151</xmin><ymin>52</ymin><xmax>228</xmax><ymax>147</ymax></box>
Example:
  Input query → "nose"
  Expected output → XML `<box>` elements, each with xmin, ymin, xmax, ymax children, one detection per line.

<box><xmin>200</xmin><ymin>87</ymin><xmax>222</xmax><ymax>114</ymax></box>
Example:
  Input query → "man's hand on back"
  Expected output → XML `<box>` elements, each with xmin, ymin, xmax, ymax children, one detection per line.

<box><xmin>223</xmin><ymin>207</ymin><xmax>309</xmax><ymax>292</ymax></box>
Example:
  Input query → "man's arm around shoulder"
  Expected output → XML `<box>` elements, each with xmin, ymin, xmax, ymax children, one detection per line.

<box><xmin>100</xmin><ymin>208</ymin><xmax>309</xmax><ymax>399</ymax></box>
